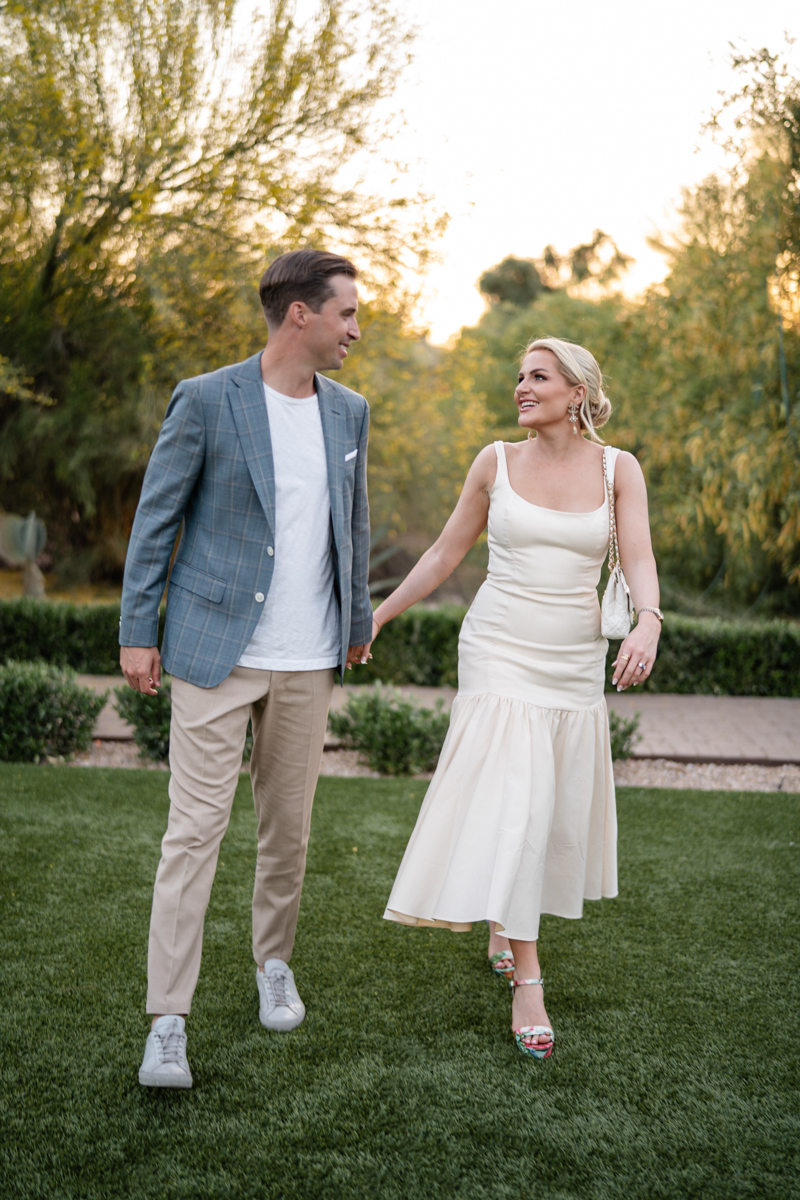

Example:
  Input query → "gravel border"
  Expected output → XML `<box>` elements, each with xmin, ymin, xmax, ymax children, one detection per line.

<box><xmin>66</xmin><ymin>741</ymin><xmax>800</xmax><ymax>792</ymax></box>
<box><xmin>613</xmin><ymin>757</ymin><xmax>800</xmax><ymax>793</ymax></box>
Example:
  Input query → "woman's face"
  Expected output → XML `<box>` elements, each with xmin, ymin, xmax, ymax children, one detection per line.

<box><xmin>514</xmin><ymin>349</ymin><xmax>584</xmax><ymax>435</ymax></box>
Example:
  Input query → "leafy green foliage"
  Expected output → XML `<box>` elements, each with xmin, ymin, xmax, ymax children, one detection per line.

<box><xmin>447</xmin><ymin>51</ymin><xmax>800</xmax><ymax>613</ymax></box>
<box><xmin>336</xmin><ymin>306</ymin><xmax>490</xmax><ymax>545</ymax></box>
<box><xmin>0</xmin><ymin>0</ymin><xmax>435</xmax><ymax>579</ymax></box>
<box><xmin>608</xmin><ymin>709</ymin><xmax>641</xmax><ymax>760</ymax></box>
<box><xmin>606</xmin><ymin>614</ymin><xmax>800</xmax><ymax>696</ymax></box>
<box><xmin>328</xmin><ymin>684</ymin><xmax>451</xmax><ymax>775</ymax></box>
<box><xmin>0</xmin><ymin>600</ymin><xmax>165</xmax><ymax>674</ymax></box>
<box><xmin>114</xmin><ymin>681</ymin><xmax>173</xmax><ymax>762</ymax></box>
<box><xmin>478</xmin><ymin>233</ymin><xmax>632</xmax><ymax>309</ymax></box>
<box><xmin>350</xmin><ymin>605</ymin><xmax>465</xmax><ymax>687</ymax></box>
<box><xmin>2</xmin><ymin>599</ymin><xmax>799</xmax><ymax>696</ymax></box>
<box><xmin>478</xmin><ymin>256</ymin><xmax>553</xmax><ymax>307</ymax></box>
<box><xmin>0</xmin><ymin>661</ymin><xmax>103</xmax><ymax>762</ymax></box>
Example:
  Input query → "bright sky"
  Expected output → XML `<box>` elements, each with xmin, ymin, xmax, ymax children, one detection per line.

<box><xmin>376</xmin><ymin>0</ymin><xmax>800</xmax><ymax>343</ymax></box>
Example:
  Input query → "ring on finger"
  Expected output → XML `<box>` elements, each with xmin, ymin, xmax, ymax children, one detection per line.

<box><xmin>637</xmin><ymin>661</ymin><xmax>647</xmax><ymax>671</ymax></box>
<box><xmin>619</xmin><ymin>653</ymin><xmax>631</xmax><ymax>662</ymax></box>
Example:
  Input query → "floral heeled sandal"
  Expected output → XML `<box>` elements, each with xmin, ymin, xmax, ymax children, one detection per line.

<box><xmin>489</xmin><ymin>950</ymin><xmax>516</xmax><ymax>980</ymax></box>
<box><xmin>510</xmin><ymin>977</ymin><xmax>554</xmax><ymax>1060</ymax></box>
<box><xmin>486</xmin><ymin>922</ymin><xmax>515</xmax><ymax>980</ymax></box>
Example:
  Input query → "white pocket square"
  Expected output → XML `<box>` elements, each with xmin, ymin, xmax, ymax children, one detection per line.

<box><xmin>344</xmin><ymin>449</ymin><xmax>358</xmax><ymax>461</ymax></box>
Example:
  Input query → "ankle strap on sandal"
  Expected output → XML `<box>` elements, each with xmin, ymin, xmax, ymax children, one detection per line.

<box><xmin>510</xmin><ymin>977</ymin><xmax>544</xmax><ymax>990</ymax></box>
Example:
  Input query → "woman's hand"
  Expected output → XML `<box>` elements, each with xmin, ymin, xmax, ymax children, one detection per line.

<box><xmin>371</xmin><ymin>615</ymin><xmax>382</xmax><ymax>643</ymax></box>
<box><xmin>345</xmin><ymin>642</ymin><xmax>372</xmax><ymax>670</ymax></box>
<box><xmin>611</xmin><ymin>614</ymin><xmax>661</xmax><ymax>691</ymax></box>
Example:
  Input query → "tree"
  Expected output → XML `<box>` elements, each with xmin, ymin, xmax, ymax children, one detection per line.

<box><xmin>624</xmin><ymin>48</ymin><xmax>800</xmax><ymax>609</ymax></box>
<box><xmin>478</xmin><ymin>232</ymin><xmax>632</xmax><ymax>309</ymax></box>
<box><xmin>0</xmin><ymin>0</ymin><xmax>438</xmax><ymax>578</ymax></box>
<box><xmin>336</xmin><ymin>306</ymin><xmax>490</xmax><ymax>543</ymax></box>
<box><xmin>446</xmin><ymin>51</ymin><xmax>800</xmax><ymax>614</ymax></box>
<box><xmin>478</xmin><ymin>257</ymin><xmax>552</xmax><ymax>308</ymax></box>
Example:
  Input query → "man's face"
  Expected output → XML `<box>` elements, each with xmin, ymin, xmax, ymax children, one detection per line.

<box><xmin>306</xmin><ymin>275</ymin><xmax>360</xmax><ymax>370</ymax></box>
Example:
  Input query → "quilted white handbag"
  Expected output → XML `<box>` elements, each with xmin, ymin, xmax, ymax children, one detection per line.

<box><xmin>600</xmin><ymin>448</ymin><xmax>633</xmax><ymax>640</ymax></box>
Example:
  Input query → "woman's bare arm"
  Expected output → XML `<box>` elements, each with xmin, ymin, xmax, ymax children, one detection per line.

<box><xmin>372</xmin><ymin>446</ymin><xmax>497</xmax><ymax>632</ymax></box>
<box><xmin>611</xmin><ymin>451</ymin><xmax>661</xmax><ymax>690</ymax></box>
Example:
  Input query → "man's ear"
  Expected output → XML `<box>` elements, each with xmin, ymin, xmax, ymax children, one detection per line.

<box><xmin>287</xmin><ymin>300</ymin><xmax>309</xmax><ymax>330</ymax></box>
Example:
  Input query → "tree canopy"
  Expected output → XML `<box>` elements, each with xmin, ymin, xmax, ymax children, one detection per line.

<box><xmin>451</xmin><ymin>49</ymin><xmax>800</xmax><ymax>613</ymax></box>
<box><xmin>478</xmin><ymin>232</ymin><xmax>632</xmax><ymax>309</ymax></box>
<box><xmin>0</xmin><ymin>0</ymin><xmax>438</xmax><ymax>578</ymax></box>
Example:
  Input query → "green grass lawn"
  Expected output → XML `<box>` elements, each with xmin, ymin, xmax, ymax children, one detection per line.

<box><xmin>1</xmin><ymin>765</ymin><xmax>798</xmax><ymax>1200</ymax></box>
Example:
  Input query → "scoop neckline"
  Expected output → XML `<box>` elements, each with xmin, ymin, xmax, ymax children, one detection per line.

<box><xmin>498</xmin><ymin>439</ymin><xmax>608</xmax><ymax>515</ymax></box>
<box><xmin>507</xmin><ymin>487</ymin><xmax>607</xmax><ymax>516</ymax></box>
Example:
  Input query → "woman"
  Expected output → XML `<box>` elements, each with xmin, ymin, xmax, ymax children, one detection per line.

<box><xmin>370</xmin><ymin>337</ymin><xmax>661</xmax><ymax>1059</ymax></box>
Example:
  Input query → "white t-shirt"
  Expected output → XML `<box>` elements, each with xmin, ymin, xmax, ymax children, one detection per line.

<box><xmin>237</xmin><ymin>384</ymin><xmax>340</xmax><ymax>671</ymax></box>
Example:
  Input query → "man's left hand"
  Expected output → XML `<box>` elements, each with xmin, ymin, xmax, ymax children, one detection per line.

<box><xmin>345</xmin><ymin>642</ymin><xmax>372</xmax><ymax>670</ymax></box>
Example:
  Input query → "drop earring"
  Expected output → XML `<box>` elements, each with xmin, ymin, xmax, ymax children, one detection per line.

<box><xmin>568</xmin><ymin>402</ymin><xmax>579</xmax><ymax>434</ymax></box>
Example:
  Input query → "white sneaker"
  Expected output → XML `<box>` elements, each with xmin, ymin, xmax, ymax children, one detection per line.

<box><xmin>257</xmin><ymin>959</ymin><xmax>306</xmax><ymax>1031</ymax></box>
<box><xmin>138</xmin><ymin>1015</ymin><xmax>193</xmax><ymax>1088</ymax></box>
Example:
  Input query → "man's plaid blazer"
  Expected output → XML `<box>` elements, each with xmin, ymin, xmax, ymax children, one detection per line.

<box><xmin>119</xmin><ymin>351</ymin><xmax>372</xmax><ymax>688</ymax></box>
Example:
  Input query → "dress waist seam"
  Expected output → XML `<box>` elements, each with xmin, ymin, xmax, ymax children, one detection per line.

<box><xmin>455</xmin><ymin>690</ymin><xmax>607</xmax><ymax>715</ymax></box>
<box><xmin>484</xmin><ymin>578</ymin><xmax>600</xmax><ymax>597</ymax></box>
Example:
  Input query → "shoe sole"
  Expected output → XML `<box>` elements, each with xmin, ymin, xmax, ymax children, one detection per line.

<box><xmin>259</xmin><ymin>1008</ymin><xmax>305</xmax><ymax>1032</ymax></box>
<box><xmin>138</xmin><ymin>1069</ymin><xmax>193</xmax><ymax>1088</ymax></box>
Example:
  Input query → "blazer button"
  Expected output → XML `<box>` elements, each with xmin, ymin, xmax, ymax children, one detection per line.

<box><xmin>255</xmin><ymin>592</ymin><xmax>265</xmax><ymax>603</ymax></box>
<box><xmin>267</xmin><ymin>546</ymin><xmax>274</xmax><ymax>556</ymax></box>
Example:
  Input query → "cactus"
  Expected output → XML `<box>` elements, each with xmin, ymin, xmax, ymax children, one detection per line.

<box><xmin>0</xmin><ymin>511</ymin><xmax>47</xmax><ymax>596</ymax></box>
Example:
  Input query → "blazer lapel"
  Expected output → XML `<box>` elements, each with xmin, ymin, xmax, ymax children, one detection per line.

<box><xmin>231</xmin><ymin>352</ymin><xmax>276</xmax><ymax>534</ymax></box>
<box><xmin>316</xmin><ymin>374</ymin><xmax>344</xmax><ymax>544</ymax></box>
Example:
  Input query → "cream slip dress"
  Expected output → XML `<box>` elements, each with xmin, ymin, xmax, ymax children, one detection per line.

<box><xmin>384</xmin><ymin>440</ymin><xmax>619</xmax><ymax>942</ymax></box>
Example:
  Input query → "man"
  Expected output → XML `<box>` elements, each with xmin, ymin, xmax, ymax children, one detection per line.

<box><xmin>120</xmin><ymin>249</ymin><xmax>372</xmax><ymax>1088</ymax></box>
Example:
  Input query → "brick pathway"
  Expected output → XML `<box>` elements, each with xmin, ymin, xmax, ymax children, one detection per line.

<box><xmin>81</xmin><ymin>677</ymin><xmax>800</xmax><ymax>766</ymax></box>
<box><xmin>606</xmin><ymin>693</ymin><xmax>800</xmax><ymax>765</ymax></box>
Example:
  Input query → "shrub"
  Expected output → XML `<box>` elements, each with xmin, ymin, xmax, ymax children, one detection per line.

<box><xmin>351</xmin><ymin>606</ymin><xmax>800</xmax><ymax>697</ymax></box>
<box><xmin>114</xmin><ymin>680</ymin><xmax>254</xmax><ymax>764</ymax></box>
<box><xmin>349</xmin><ymin>605</ymin><xmax>465</xmax><ymax>687</ymax></box>
<box><xmin>605</xmin><ymin>613</ymin><xmax>800</xmax><ymax>696</ymax></box>
<box><xmin>114</xmin><ymin>681</ymin><xmax>173</xmax><ymax>762</ymax></box>
<box><xmin>0</xmin><ymin>660</ymin><xmax>104</xmax><ymax>762</ymax></box>
<box><xmin>608</xmin><ymin>709</ymin><xmax>641</xmax><ymax>761</ymax></box>
<box><xmin>0</xmin><ymin>599</ymin><xmax>165</xmax><ymax>674</ymax></box>
<box><xmin>3</xmin><ymin>597</ymin><xmax>800</xmax><ymax>697</ymax></box>
<box><xmin>328</xmin><ymin>684</ymin><xmax>451</xmax><ymax>776</ymax></box>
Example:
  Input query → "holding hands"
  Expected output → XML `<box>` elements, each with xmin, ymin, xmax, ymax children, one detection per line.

<box><xmin>345</xmin><ymin>640</ymin><xmax>373</xmax><ymax>669</ymax></box>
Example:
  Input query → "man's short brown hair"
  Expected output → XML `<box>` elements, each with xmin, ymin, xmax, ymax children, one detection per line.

<box><xmin>259</xmin><ymin>249</ymin><xmax>358</xmax><ymax>328</ymax></box>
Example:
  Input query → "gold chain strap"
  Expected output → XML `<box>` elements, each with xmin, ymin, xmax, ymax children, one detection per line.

<box><xmin>603</xmin><ymin>449</ymin><xmax>620</xmax><ymax>572</ymax></box>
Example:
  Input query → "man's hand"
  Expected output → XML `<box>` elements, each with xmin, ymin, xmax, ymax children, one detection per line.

<box><xmin>120</xmin><ymin>646</ymin><xmax>162</xmax><ymax>695</ymax></box>
<box><xmin>345</xmin><ymin>642</ymin><xmax>372</xmax><ymax>670</ymax></box>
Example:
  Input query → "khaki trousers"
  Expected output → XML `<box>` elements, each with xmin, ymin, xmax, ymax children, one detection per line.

<box><xmin>146</xmin><ymin>665</ymin><xmax>334</xmax><ymax>1014</ymax></box>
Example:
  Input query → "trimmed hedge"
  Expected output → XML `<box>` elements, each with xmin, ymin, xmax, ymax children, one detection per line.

<box><xmin>354</xmin><ymin>606</ymin><xmax>800</xmax><ymax>697</ymax></box>
<box><xmin>349</xmin><ymin>605</ymin><xmax>463</xmax><ymax>687</ymax></box>
<box><xmin>1</xmin><ymin>598</ymin><xmax>798</xmax><ymax>696</ymax></box>
<box><xmin>0</xmin><ymin>661</ymin><xmax>105</xmax><ymax>762</ymax></box>
<box><xmin>604</xmin><ymin>613</ymin><xmax>800</xmax><ymax>697</ymax></box>
<box><xmin>0</xmin><ymin>599</ymin><xmax>165</xmax><ymax>675</ymax></box>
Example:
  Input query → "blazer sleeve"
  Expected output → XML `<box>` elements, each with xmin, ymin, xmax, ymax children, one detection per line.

<box><xmin>119</xmin><ymin>383</ymin><xmax>206</xmax><ymax>648</ymax></box>
<box><xmin>348</xmin><ymin>401</ymin><xmax>373</xmax><ymax>645</ymax></box>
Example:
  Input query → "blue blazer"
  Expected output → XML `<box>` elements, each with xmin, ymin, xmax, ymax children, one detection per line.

<box><xmin>119</xmin><ymin>351</ymin><xmax>372</xmax><ymax>688</ymax></box>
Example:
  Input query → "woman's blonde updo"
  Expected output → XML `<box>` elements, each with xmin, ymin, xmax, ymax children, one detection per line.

<box><xmin>522</xmin><ymin>336</ymin><xmax>612</xmax><ymax>443</ymax></box>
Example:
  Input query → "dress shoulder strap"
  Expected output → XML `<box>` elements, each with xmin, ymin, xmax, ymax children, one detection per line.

<box><xmin>603</xmin><ymin>446</ymin><xmax>621</xmax><ymax>490</ymax></box>
<box><xmin>493</xmin><ymin>440</ymin><xmax>509</xmax><ymax>486</ymax></box>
